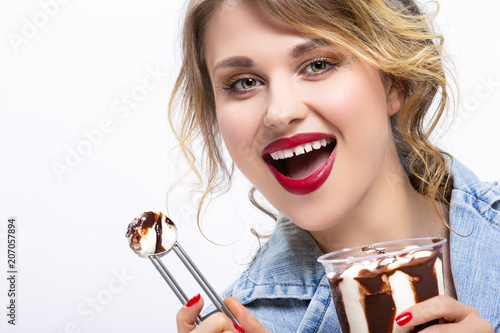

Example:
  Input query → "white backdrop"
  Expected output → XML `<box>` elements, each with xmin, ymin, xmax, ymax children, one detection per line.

<box><xmin>0</xmin><ymin>0</ymin><xmax>499</xmax><ymax>332</ymax></box>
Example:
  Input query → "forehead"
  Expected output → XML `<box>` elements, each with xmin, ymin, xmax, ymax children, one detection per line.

<box><xmin>204</xmin><ymin>0</ymin><xmax>314</xmax><ymax>74</ymax></box>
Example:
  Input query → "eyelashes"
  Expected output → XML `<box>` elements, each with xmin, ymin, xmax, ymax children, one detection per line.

<box><xmin>303</xmin><ymin>57</ymin><xmax>342</xmax><ymax>75</ymax></box>
<box><xmin>218</xmin><ymin>75</ymin><xmax>263</xmax><ymax>96</ymax></box>
<box><xmin>217</xmin><ymin>56</ymin><xmax>344</xmax><ymax>97</ymax></box>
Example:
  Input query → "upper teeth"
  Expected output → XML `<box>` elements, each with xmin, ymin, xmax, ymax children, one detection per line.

<box><xmin>269</xmin><ymin>138</ymin><xmax>334</xmax><ymax>160</ymax></box>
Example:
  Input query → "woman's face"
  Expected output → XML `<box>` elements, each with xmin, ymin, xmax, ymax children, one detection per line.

<box><xmin>204</xmin><ymin>0</ymin><xmax>403</xmax><ymax>231</ymax></box>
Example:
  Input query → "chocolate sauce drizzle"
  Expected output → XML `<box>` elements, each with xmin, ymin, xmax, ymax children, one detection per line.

<box><xmin>362</xmin><ymin>245</ymin><xmax>386</xmax><ymax>254</ymax></box>
<box><xmin>328</xmin><ymin>249</ymin><xmax>442</xmax><ymax>333</ymax></box>
<box><xmin>126</xmin><ymin>211</ymin><xmax>174</xmax><ymax>254</ymax></box>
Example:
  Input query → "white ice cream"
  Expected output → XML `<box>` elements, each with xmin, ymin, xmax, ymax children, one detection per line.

<box><xmin>139</xmin><ymin>227</ymin><xmax>158</xmax><ymax>254</ymax></box>
<box><xmin>332</xmin><ymin>250</ymin><xmax>444</xmax><ymax>333</ymax></box>
<box><xmin>126</xmin><ymin>212</ymin><xmax>177</xmax><ymax>257</ymax></box>
<box><xmin>137</xmin><ymin>218</ymin><xmax>177</xmax><ymax>255</ymax></box>
<box><xmin>158</xmin><ymin>218</ymin><xmax>177</xmax><ymax>251</ymax></box>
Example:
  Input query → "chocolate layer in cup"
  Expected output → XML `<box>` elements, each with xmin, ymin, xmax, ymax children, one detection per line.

<box><xmin>318</xmin><ymin>237</ymin><xmax>446</xmax><ymax>333</ymax></box>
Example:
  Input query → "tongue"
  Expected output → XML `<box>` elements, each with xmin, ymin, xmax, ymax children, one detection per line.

<box><xmin>286</xmin><ymin>147</ymin><xmax>331</xmax><ymax>180</ymax></box>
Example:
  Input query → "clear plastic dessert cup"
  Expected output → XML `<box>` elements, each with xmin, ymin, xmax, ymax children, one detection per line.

<box><xmin>317</xmin><ymin>237</ymin><xmax>447</xmax><ymax>333</ymax></box>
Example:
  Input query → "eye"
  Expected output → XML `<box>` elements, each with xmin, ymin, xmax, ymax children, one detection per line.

<box><xmin>310</xmin><ymin>60</ymin><xmax>328</xmax><ymax>73</ymax></box>
<box><xmin>219</xmin><ymin>75</ymin><xmax>263</xmax><ymax>97</ymax></box>
<box><xmin>302</xmin><ymin>57</ymin><xmax>341</xmax><ymax>76</ymax></box>
<box><xmin>236</xmin><ymin>78</ymin><xmax>258</xmax><ymax>89</ymax></box>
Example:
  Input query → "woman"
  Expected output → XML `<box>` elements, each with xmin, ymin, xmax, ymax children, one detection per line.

<box><xmin>170</xmin><ymin>0</ymin><xmax>499</xmax><ymax>331</ymax></box>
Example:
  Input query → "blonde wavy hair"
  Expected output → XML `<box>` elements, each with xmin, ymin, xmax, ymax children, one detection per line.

<box><xmin>168</xmin><ymin>0</ymin><xmax>455</xmax><ymax>227</ymax></box>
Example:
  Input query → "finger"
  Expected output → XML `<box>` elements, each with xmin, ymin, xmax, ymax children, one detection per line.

<box><xmin>177</xmin><ymin>294</ymin><xmax>204</xmax><ymax>333</ymax></box>
<box><xmin>224</xmin><ymin>297</ymin><xmax>271</xmax><ymax>333</ymax></box>
<box><xmin>395</xmin><ymin>295</ymin><xmax>473</xmax><ymax>327</ymax></box>
<box><xmin>195</xmin><ymin>312</ymin><xmax>241</xmax><ymax>333</ymax></box>
<box><xmin>417</xmin><ymin>320</ymin><xmax>494</xmax><ymax>333</ymax></box>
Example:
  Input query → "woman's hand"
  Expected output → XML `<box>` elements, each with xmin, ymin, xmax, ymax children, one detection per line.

<box><xmin>177</xmin><ymin>294</ymin><xmax>271</xmax><ymax>333</ymax></box>
<box><xmin>395</xmin><ymin>295</ymin><xmax>494</xmax><ymax>332</ymax></box>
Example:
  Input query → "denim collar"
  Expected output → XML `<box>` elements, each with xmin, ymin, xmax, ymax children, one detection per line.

<box><xmin>232</xmin><ymin>216</ymin><xmax>327</xmax><ymax>304</ymax></box>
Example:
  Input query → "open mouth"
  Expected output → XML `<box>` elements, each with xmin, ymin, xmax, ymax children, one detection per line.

<box><xmin>262</xmin><ymin>133</ymin><xmax>337</xmax><ymax>195</ymax></box>
<box><xmin>264</xmin><ymin>138</ymin><xmax>336</xmax><ymax>179</ymax></box>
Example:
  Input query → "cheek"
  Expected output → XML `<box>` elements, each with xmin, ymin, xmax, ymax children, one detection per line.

<box><xmin>215</xmin><ymin>102</ymin><xmax>260</xmax><ymax>163</ymax></box>
<box><xmin>314</xmin><ymin>70</ymin><xmax>389</xmax><ymax>133</ymax></box>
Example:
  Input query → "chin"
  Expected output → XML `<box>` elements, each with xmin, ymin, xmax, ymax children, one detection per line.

<box><xmin>281</xmin><ymin>208</ymin><xmax>343</xmax><ymax>232</ymax></box>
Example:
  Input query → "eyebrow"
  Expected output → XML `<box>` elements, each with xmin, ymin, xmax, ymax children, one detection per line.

<box><xmin>212</xmin><ymin>56</ymin><xmax>254</xmax><ymax>75</ymax></box>
<box><xmin>291</xmin><ymin>38</ymin><xmax>333</xmax><ymax>58</ymax></box>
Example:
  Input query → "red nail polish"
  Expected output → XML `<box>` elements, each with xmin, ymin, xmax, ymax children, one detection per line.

<box><xmin>233</xmin><ymin>322</ymin><xmax>245</xmax><ymax>333</ymax></box>
<box><xmin>396</xmin><ymin>312</ymin><xmax>412</xmax><ymax>326</ymax></box>
<box><xmin>185</xmin><ymin>294</ymin><xmax>201</xmax><ymax>307</ymax></box>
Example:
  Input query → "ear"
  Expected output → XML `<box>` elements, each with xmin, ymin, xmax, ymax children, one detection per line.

<box><xmin>385</xmin><ymin>78</ymin><xmax>405</xmax><ymax>116</ymax></box>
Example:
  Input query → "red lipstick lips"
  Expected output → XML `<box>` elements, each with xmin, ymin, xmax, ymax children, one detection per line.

<box><xmin>262</xmin><ymin>133</ymin><xmax>337</xmax><ymax>195</ymax></box>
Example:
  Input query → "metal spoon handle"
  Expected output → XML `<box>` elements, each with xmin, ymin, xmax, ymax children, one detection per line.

<box><xmin>173</xmin><ymin>243</ymin><xmax>239</xmax><ymax>325</ymax></box>
<box><xmin>150</xmin><ymin>256</ymin><xmax>202</xmax><ymax>325</ymax></box>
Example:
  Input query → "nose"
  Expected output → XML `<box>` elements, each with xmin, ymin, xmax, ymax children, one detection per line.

<box><xmin>263</xmin><ymin>81</ymin><xmax>307</xmax><ymax>129</ymax></box>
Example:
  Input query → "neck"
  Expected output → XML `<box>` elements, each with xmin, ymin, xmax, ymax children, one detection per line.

<box><xmin>309</xmin><ymin>147</ymin><xmax>449</xmax><ymax>254</ymax></box>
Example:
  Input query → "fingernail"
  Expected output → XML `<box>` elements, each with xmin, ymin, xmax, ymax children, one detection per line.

<box><xmin>233</xmin><ymin>322</ymin><xmax>245</xmax><ymax>333</ymax></box>
<box><xmin>396</xmin><ymin>312</ymin><xmax>412</xmax><ymax>326</ymax></box>
<box><xmin>185</xmin><ymin>294</ymin><xmax>201</xmax><ymax>307</ymax></box>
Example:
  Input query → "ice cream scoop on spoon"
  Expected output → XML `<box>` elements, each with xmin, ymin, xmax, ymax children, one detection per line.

<box><xmin>126</xmin><ymin>211</ymin><xmax>239</xmax><ymax>326</ymax></box>
<box><xmin>126</xmin><ymin>211</ymin><xmax>177</xmax><ymax>257</ymax></box>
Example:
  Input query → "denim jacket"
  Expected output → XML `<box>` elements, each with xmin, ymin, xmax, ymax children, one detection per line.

<box><xmin>213</xmin><ymin>159</ymin><xmax>500</xmax><ymax>332</ymax></box>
